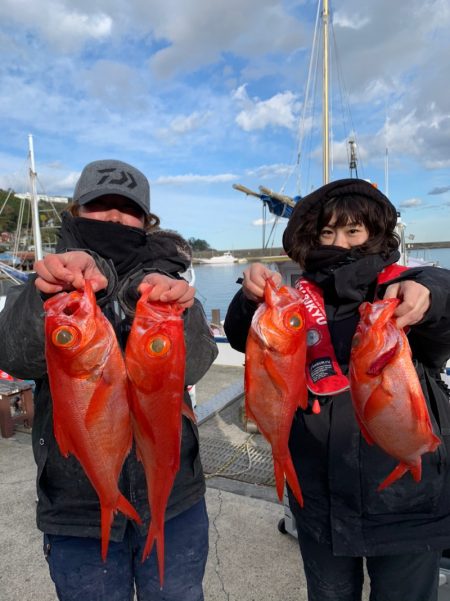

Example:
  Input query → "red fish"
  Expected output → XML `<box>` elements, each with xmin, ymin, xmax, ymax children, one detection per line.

<box><xmin>349</xmin><ymin>298</ymin><xmax>441</xmax><ymax>490</ymax></box>
<box><xmin>125</xmin><ymin>287</ymin><xmax>186</xmax><ymax>586</ymax></box>
<box><xmin>44</xmin><ymin>280</ymin><xmax>141</xmax><ymax>560</ymax></box>
<box><xmin>245</xmin><ymin>278</ymin><xmax>308</xmax><ymax>506</ymax></box>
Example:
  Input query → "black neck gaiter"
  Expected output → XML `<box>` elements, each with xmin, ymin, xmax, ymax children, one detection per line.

<box><xmin>57</xmin><ymin>216</ymin><xmax>148</xmax><ymax>276</ymax></box>
<box><xmin>303</xmin><ymin>245</ymin><xmax>401</xmax><ymax>320</ymax></box>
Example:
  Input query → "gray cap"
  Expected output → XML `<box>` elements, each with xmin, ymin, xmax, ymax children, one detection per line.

<box><xmin>73</xmin><ymin>159</ymin><xmax>150</xmax><ymax>215</ymax></box>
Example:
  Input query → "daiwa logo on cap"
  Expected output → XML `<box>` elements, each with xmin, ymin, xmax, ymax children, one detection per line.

<box><xmin>96</xmin><ymin>168</ymin><xmax>138</xmax><ymax>190</ymax></box>
<box><xmin>73</xmin><ymin>159</ymin><xmax>151</xmax><ymax>215</ymax></box>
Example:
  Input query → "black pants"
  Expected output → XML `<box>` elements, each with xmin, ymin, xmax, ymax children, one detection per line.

<box><xmin>297</xmin><ymin>529</ymin><xmax>440</xmax><ymax>601</ymax></box>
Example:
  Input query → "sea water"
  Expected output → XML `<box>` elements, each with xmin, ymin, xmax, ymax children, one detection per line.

<box><xmin>194</xmin><ymin>249</ymin><xmax>450</xmax><ymax>323</ymax></box>
<box><xmin>194</xmin><ymin>263</ymin><xmax>246</xmax><ymax>323</ymax></box>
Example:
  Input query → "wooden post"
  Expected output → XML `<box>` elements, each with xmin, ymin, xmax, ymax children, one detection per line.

<box><xmin>211</xmin><ymin>308</ymin><xmax>221</xmax><ymax>326</ymax></box>
<box><xmin>0</xmin><ymin>392</ymin><xmax>14</xmax><ymax>438</ymax></box>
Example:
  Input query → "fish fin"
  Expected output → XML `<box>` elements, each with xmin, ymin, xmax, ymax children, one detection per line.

<box><xmin>117</xmin><ymin>494</ymin><xmax>142</xmax><ymax>525</ymax></box>
<box><xmin>377</xmin><ymin>461</ymin><xmax>420</xmax><ymax>491</ymax></box>
<box><xmin>353</xmin><ymin>411</ymin><xmax>375</xmax><ymax>445</ymax></box>
<box><xmin>54</xmin><ymin>424</ymin><xmax>72</xmax><ymax>458</ymax></box>
<box><xmin>363</xmin><ymin>388</ymin><xmax>393</xmax><ymax>422</ymax></box>
<box><xmin>100</xmin><ymin>497</ymin><xmax>141</xmax><ymax>562</ymax></box>
<box><xmin>263</xmin><ymin>352</ymin><xmax>287</xmax><ymax>396</ymax></box>
<box><xmin>284</xmin><ymin>455</ymin><xmax>304</xmax><ymax>508</ymax></box>
<box><xmin>84</xmin><ymin>377</ymin><xmax>113</xmax><ymax>428</ymax></box>
<box><xmin>273</xmin><ymin>459</ymin><xmax>285</xmax><ymax>501</ymax></box>
<box><xmin>366</xmin><ymin>343</ymin><xmax>399</xmax><ymax>376</ymax></box>
<box><xmin>264</xmin><ymin>277</ymin><xmax>279</xmax><ymax>307</ymax></box>
<box><xmin>409</xmin><ymin>389</ymin><xmax>433</xmax><ymax>434</ymax></box>
<box><xmin>263</xmin><ymin>352</ymin><xmax>307</xmax><ymax>406</ymax></box>
<box><xmin>182</xmin><ymin>401</ymin><xmax>196</xmax><ymax>423</ymax></box>
<box><xmin>142</xmin><ymin>522</ymin><xmax>165</xmax><ymax>587</ymax></box>
<box><xmin>100</xmin><ymin>506</ymin><xmax>113</xmax><ymax>561</ymax></box>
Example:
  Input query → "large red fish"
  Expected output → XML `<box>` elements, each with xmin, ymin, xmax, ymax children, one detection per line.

<box><xmin>245</xmin><ymin>277</ymin><xmax>308</xmax><ymax>506</ymax></box>
<box><xmin>44</xmin><ymin>280</ymin><xmax>141</xmax><ymax>560</ymax></box>
<box><xmin>125</xmin><ymin>286</ymin><xmax>186</xmax><ymax>586</ymax></box>
<box><xmin>349</xmin><ymin>298</ymin><xmax>441</xmax><ymax>490</ymax></box>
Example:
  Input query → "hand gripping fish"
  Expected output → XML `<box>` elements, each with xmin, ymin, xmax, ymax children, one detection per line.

<box><xmin>245</xmin><ymin>277</ymin><xmax>308</xmax><ymax>506</ymax></box>
<box><xmin>349</xmin><ymin>298</ymin><xmax>441</xmax><ymax>491</ymax></box>
<box><xmin>125</xmin><ymin>287</ymin><xmax>187</xmax><ymax>586</ymax></box>
<box><xmin>44</xmin><ymin>280</ymin><xmax>141</xmax><ymax>560</ymax></box>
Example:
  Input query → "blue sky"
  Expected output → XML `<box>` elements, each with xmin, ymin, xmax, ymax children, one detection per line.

<box><xmin>1</xmin><ymin>0</ymin><xmax>450</xmax><ymax>250</ymax></box>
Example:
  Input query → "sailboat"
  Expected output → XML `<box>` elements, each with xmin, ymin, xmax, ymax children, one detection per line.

<box><xmin>0</xmin><ymin>135</ymin><xmax>45</xmax><ymax>311</ymax></box>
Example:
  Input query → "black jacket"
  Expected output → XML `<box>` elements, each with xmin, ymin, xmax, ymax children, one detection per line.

<box><xmin>0</xmin><ymin>231</ymin><xmax>218</xmax><ymax>542</ymax></box>
<box><xmin>224</xmin><ymin>264</ymin><xmax>450</xmax><ymax>556</ymax></box>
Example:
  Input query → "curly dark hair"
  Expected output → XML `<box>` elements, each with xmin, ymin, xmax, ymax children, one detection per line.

<box><xmin>282</xmin><ymin>179</ymin><xmax>400</xmax><ymax>268</ymax></box>
<box><xmin>65</xmin><ymin>201</ymin><xmax>160</xmax><ymax>233</ymax></box>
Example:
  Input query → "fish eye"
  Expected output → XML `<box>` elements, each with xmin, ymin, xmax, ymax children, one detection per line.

<box><xmin>285</xmin><ymin>312</ymin><xmax>303</xmax><ymax>330</ymax></box>
<box><xmin>51</xmin><ymin>326</ymin><xmax>79</xmax><ymax>348</ymax></box>
<box><xmin>146</xmin><ymin>335</ymin><xmax>171</xmax><ymax>357</ymax></box>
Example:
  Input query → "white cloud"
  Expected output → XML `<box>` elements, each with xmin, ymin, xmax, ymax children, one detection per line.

<box><xmin>0</xmin><ymin>0</ymin><xmax>112</xmax><ymax>52</ymax></box>
<box><xmin>253</xmin><ymin>217</ymin><xmax>277</xmax><ymax>226</ymax></box>
<box><xmin>155</xmin><ymin>173</ymin><xmax>238</xmax><ymax>185</ymax></box>
<box><xmin>400</xmin><ymin>198</ymin><xmax>423</xmax><ymax>208</ymax></box>
<box><xmin>246</xmin><ymin>164</ymin><xmax>293</xmax><ymax>178</ymax></box>
<box><xmin>233</xmin><ymin>85</ymin><xmax>299</xmax><ymax>131</ymax></box>
<box><xmin>332</xmin><ymin>12</ymin><xmax>370</xmax><ymax>30</ymax></box>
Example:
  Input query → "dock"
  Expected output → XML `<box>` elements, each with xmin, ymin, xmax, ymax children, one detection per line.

<box><xmin>0</xmin><ymin>365</ymin><xmax>314</xmax><ymax>601</ymax></box>
<box><xmin>192</xmin><ymin>241</ymin><xmax>450</xmax><ymax>264</ymax></box>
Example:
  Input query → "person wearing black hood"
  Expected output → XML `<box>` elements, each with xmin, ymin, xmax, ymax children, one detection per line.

<box><xmin>0</xmin><ymin>159</ymin><xmax>217</xmax><ymax>601</ymax></box>
<box><xmin>224</xmin><ymin>179</ymin><xmax>450</xmax><ymax>601</ymax></box>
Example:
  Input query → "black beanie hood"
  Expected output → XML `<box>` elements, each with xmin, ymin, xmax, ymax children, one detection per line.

<box><xmin>282</xmin><ymin>178</ymin><xmax>398</xmax><ymax>259</ymax></box>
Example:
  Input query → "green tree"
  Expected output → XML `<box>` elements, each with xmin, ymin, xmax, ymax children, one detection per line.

<box><xmin>188</xmin><ymin>237</ymin><xmax>211</xmax><ymax>251</ymax></box>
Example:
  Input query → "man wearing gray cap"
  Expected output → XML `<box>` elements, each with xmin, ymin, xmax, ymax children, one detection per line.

<box><xmin>0</xmin><ymin>159</ymin><xmax>218</xmax><ymax>601</ymax></box>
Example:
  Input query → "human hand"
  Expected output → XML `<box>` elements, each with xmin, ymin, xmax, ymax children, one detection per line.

<box><xmin>383</xmin><ymin>280</ymin><xmax>431</xmax><ymax>329</ymax></box>
<box><xmin>138</xmin><ymin>273</ymin><xmax>195</xmax><ymax>309</ymax></box>
<box><xmin>34</xmin><ymin>251</ymin><xmax>108</xmax><ymax>294</ymax></box>
<box><xmin>241</xmin><ymin>263</ymin><xmax>282</xmax><ymax>303</ymax></box>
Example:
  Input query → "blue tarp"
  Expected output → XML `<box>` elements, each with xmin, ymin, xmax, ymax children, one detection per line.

<box><xmin>0</xmin><ymin>261</ymin><xmax>30</xmax><ymax>283</ymax></box>
<box><xmin>260</xmin><ymin>195</ymin><xmax>301</xmax><ymax>219</ymax></box>
<box><xmin>0</xmin><ymin>252</ymin><xmax>21</xmax><ymax>266</ymax></box>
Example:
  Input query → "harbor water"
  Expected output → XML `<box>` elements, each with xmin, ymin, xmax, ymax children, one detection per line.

<box><xmin>194</xmin><ymin>263</ymin><xmax>247</xmax><ymax>323</ymax></box>
<box><xmin>194</xmin><ymin>249</ymin><xmax>450</xmax><ymax>323</ymax></box>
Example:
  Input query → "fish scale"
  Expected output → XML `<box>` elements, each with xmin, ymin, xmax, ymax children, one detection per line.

<box><xmin>44</xmin><ymin>280</ymin><xmax>141</xmax><ymax>561</ymax></box>
<box><xmin>244</xmin><ymin>277</ymin><xmax>308</xmax><ymax>507</ymax></box>
<box><xmin>125</xmin><ymin>288</ymin><xmax>186</xmax><ymax>587</ymax></box>
<box><xmin>349</xmin><ymin>297</ymin><xmax>441</xmax><ymax>491</ymax></box>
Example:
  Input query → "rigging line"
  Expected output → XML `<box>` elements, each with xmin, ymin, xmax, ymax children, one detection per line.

<box><xmin>265</xmin><ymin>216</ymin><xmax>279</xmax><ymax>249</ymax></box>
<box><xmin>302</xmin><ymin>22</ymin><xmax>322</xmax><ymax>194</ymax></box>
<box><xmin>331</xmin><ymin>23</ymin><xmax>364</xmax><ymax>177</ymax></box>
<box><xmin>35</xmin><ymin>174</ymin><xmax>63</xmax><ymax>222</ymax></box>
<box><xmin>12</xmin><ymin>198</ymin><xmax>26</xmax><ymax>260</ymax></box>
<box><xmin>0</xmin><ymin>189</ymin><xmax>13</xmax><ymax>216</ymax></box>
<box><xmin>281</xmin><ymin>0</ymin><xmax>322</xmax><ymax>197</ymax></box>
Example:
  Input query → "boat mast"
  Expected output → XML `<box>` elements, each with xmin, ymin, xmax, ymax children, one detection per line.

<box><xmin>322</xmin><ymin>0</ymin><xmax>330</xmax><ymax>184</ymax></box>
<box><xmin>28</xmin><ymin>134</ymin><xmax>43</xmax><ymax>261</ymax></box>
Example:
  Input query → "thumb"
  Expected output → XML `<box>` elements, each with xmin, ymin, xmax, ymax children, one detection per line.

<box><xmin>383</xmin><ymin>283</ymin><xmax>400</xmax><ymax>300</ymax></box>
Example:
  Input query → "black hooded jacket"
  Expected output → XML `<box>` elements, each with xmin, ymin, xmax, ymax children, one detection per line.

<box><xmin>224</xmin><ymin>260</ymin><xmax>450</xmax><ymax>556</ymax></box>
<box><xmin>0</xmin><ymin>220</ymin><xmax>218</xmax><ymax>542</ymax></box>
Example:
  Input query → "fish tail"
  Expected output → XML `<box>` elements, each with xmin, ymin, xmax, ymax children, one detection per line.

<box><xmin>284</xmin><ymin>455</ymin><xmax>304</xmax><ymax>508</ymax></box>
<box><xmin>117</xmin><ymin>494</ymin><xmax>142</xmax><ymax>525</ymax></box>
<box><xmin>142</xmin><ymin>522</ymin><xmax>165</xmax><ymax>587</ymax></box>
<box><xmin>100</xmin><ymin>506</ymin><xmax>114</xmax><ymax>561</ymax></box>
<box><xmin>273</xmin><ymin>459</ymin><xmax>285</xmax><ymax>501</ymax></box>
<box><xmin>377</xmin><ymin>461</ymin><xmax>418</xmax><ymax>491</ymax></box>
<box><xmin>182</xmin><ymin>401</ymin><xmax>196</xmax><ymax>423</ymax></box>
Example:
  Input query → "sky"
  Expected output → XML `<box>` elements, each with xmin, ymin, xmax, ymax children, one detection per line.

<box><xmin>1</xmin><ymin>0</ymin><xmax>450</xmax><ymax>250</ymax></box>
